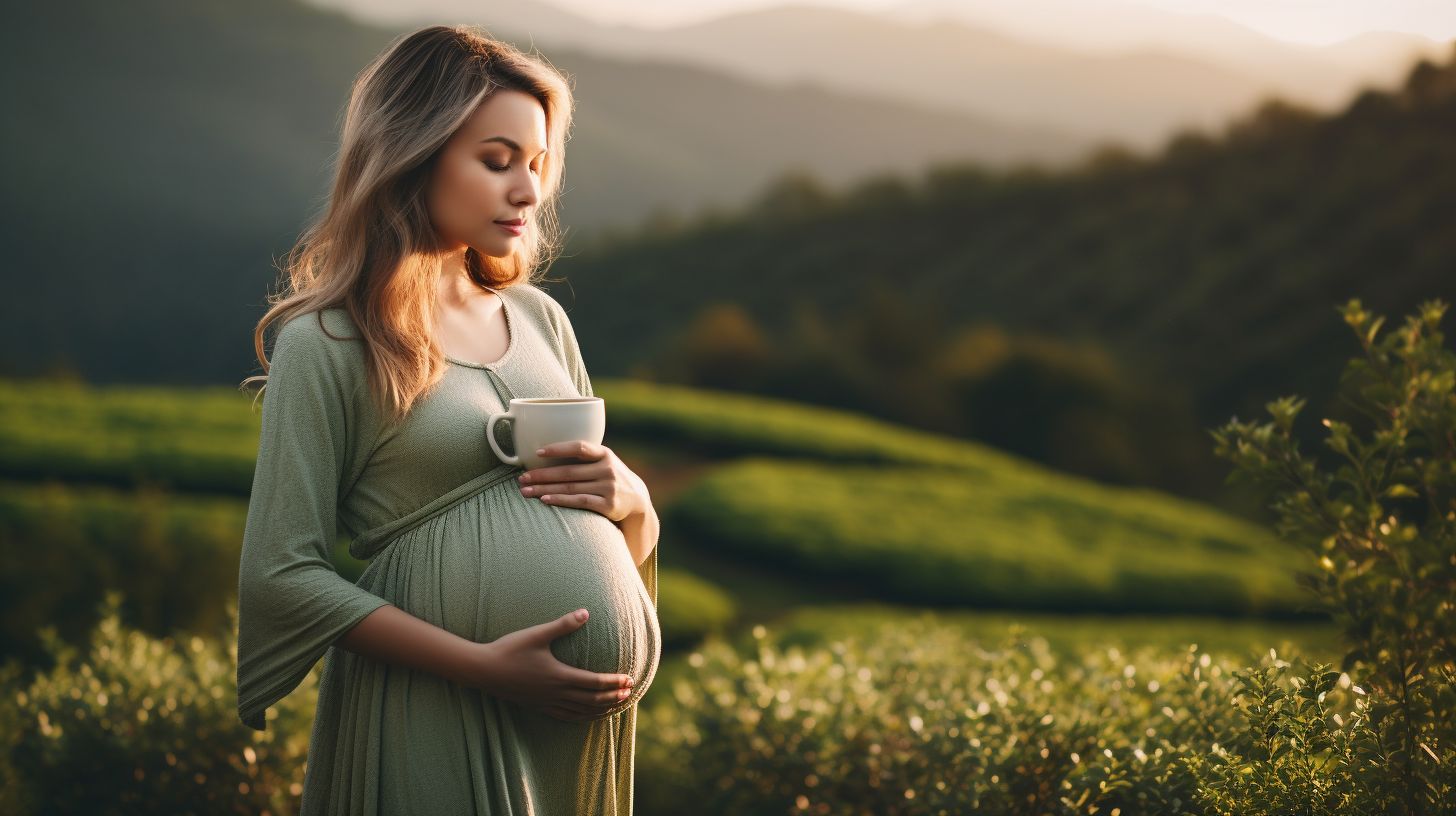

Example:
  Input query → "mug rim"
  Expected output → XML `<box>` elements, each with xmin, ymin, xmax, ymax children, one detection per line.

<box><xmin>507</xmin><ymin>396</ymin><xmax>602</xmax><ymax>405</ymax></box>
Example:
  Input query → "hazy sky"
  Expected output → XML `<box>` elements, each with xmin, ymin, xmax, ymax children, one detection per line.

<box><xmin>1146</xmin><ymin>0</ymin><xmax>1456</xmax><ymax>43</ymax></box>
<box><xmin>555</xmin><ymin>0</ymin><xmax>1456</xmax><ymax>45</ymax></box>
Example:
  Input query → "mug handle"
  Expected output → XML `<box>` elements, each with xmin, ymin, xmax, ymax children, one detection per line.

<box><xmin>486</xmin><ymin>411</ymin><xmax>521</xmax><ymax>466</ymax></box>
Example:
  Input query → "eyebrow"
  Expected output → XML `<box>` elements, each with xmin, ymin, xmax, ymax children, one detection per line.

<box><xmin>478</xmin><ymin>136</ymin><xmax>547</xmax><ymax>157</ymax></box>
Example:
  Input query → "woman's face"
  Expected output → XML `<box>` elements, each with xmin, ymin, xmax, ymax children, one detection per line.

<box><xmin>425</xmin><ymin>89</ymin><xmax>546</xmax><ymax>259</ymax></box>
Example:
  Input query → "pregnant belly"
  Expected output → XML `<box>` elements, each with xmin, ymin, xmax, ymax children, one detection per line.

<box><xmin>368</xmin><ymin>479</ymin><xmax>660</xmax><ymax>706</ymax></box>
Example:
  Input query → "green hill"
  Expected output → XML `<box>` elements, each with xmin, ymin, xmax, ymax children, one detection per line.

<box><xmin>0</xmin><ymin>375</ymin><xmax>1227</xmax><ymax>494</ymax></box>
<box><xmin>1</xmin><ymin>376</ymin><xmax>1310</xmax><ymax>622</ymax></box>
<box><xmin>665</xmin><ymin>456</ymin><xmax>1308</xmax><ymax>617</ymax></box>
<box><xmin>550</xmin><ymin>49</ymin><xmax>1456</xmax><ymax>489</ymax></box>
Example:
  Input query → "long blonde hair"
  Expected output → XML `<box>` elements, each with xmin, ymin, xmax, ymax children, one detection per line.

<box><xmin>240</xmin><ymin>24</ymin><xmax>574</xmax><ymax>423</ymax></box>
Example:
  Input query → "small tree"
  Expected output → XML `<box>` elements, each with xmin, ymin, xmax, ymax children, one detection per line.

<box><xmin>1209</xmin><ymin>298</ymin><xmax>1456</xmax><ymax>814</ymax></box>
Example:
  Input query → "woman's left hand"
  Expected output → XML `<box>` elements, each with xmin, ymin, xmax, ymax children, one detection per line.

<box><xmin>516</xmin><ymin>440</ymin><xmax>650</xmax><ymax>524</ymax></box>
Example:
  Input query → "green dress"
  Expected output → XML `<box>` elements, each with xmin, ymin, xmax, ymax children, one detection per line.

<box><xmin>235</xmin><ymin>282</ymin><xmax>660</xmax><ymax>815</ymax></box>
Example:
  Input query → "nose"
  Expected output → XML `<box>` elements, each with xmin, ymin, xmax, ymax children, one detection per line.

<box><xmin>512</xmin><ymin>174</ymin><xmax>541</xmax><ymax>210</ymax></box>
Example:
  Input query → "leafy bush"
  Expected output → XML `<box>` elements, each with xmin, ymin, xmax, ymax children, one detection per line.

<box><xmin>0</xmin><ymin>592</ymin><xmax>312</xmax><ymax>816</ymax></box>
<box><xmin>0</xmin><ymin>590</ymin><xmax>1410</xmax><ymax>816</ymax></box>
<box><xmin>1185</xmin><ymin>656</ymin><xmax>1389</xmax><ymax>814</ymax></box>
<box><xmin>1211</xmin><ymin>299</ymin><xmax>1456</xmax><ymax>812</ymax></box>
<box><xmin>636</xmin><ymin>614</ymin><xmax>1369</xmax><ymax>815</ymax></box>
<box><xmin>666</xmin><ymin>458</ymin><xmax>1308</xmax><ymax>616</ymax></box>
<box><xmin>768</xmin><ymin>604</ymin><xmax>1340</xmax><ymax>664</ymax></box>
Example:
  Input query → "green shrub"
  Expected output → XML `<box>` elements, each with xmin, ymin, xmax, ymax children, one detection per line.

<box><xmin>0</xmin><ymin>582</ymin><xmax>1391</xmax><ymax>815</ymax></box>
<box><xmin>0</xmin><ymin>591</ymin><xmax>312</xmax><ymax>816</ymax></box>
<box><xmin>768</xmin><ymin>604</ymin><xmax>1340</xmax><ymax>664</ymax></box>
<box><xmin>637</xmin><ymin>614</ymin><xmax>1371</xmax><ymax>815</ymax></box>
<box><xmin>1184</xmin><ymin>656</ymin><xmax>1391</xmax><ymax>814</ymax></box>
<box><xmin>1211</xmin><ymin>299</ymin><xmax>1456</xmax><ymax>812</ymax></box>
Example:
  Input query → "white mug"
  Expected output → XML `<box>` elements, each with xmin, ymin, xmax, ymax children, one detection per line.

<box><xmin>486</xmin><ymin>397</ymin><xmax>606</xmax><ymax>470</ymax></box>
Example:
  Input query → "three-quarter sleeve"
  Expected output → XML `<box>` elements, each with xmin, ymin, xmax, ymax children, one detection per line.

<box><xmin>235</xmin><ymin>314</ymin><xmax>391</xmax><ymax>732</ymax></box>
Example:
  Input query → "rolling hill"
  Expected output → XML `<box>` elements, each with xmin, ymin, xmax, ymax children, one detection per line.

<box><xmin>545</xmin><ymin>49</ymin><xmax>1456</xmax><ymax>452</ymax></box>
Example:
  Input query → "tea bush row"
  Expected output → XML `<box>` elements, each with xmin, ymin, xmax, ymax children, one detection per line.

<box><xmin>0</xmin><ymin>480</ymin><xmax>245</xmax><ymax>668</ymax></box>
<box><xmin>0</xmin><ymin>381</ymin><xmax>258</xmax><ymax>494</ymax></box>
<box><xmin>0</xmin><ymin>593</ymin><xmax>1370</xmax><ymax>816</ymax></box>
<box><xmin>0</xmin><ymin>479</ymin><xmax>733</xmax><ymax>674</ymax></box>
<box><xmin>636</xmin><ymin>615</ymin><xmax>1414</xmax><ymax>816</ymax></box>
<box><xmin>0</xmin><ymin>376</ymin><xmax>1061</xmax><ymax>496</ymax></box>
<box><xmin>0</xmin><ymin>593</ymin><xmax>312</xmax><ymax>816</ymax></box>
<box><xmin>666</xmin><ymin>457</ymin><xmax>1309</xmax><ymax>616</ymax></box>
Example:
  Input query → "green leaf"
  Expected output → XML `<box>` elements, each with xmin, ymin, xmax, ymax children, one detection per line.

<box><xmin>1367</xmin><ymin>315</ymin><xmax>1388</xmax><ymax>347</ymax></box>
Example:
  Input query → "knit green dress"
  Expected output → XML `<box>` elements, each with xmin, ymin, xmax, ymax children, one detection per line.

<box><xmin>235</xmin><ymin>282</ymin><xmax>660</xmax><ymax>815</ymax></box>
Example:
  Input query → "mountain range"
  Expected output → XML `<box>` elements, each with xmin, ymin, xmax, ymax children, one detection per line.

<box><xmin>547</xmin><ymin>49</ymin><xmax>1456</xmax><ymax>444</ymax></box>
<box><xmin>310</xmin><ymin>0</ymin><xmax>1450</xmax><ymax>148</ymax></box>
<box><xmin>0</xmin><ymin>0</ymin><xmax>1084</xmax><ymax>382</ymax></box>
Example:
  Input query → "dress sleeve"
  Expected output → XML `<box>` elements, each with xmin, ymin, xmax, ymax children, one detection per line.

<box><xmin>235</xmin><ymin>315</ymin><xmax>391</xmax><ymax>732</ymax></box>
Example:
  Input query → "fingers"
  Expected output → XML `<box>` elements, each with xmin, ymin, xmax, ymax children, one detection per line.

<box><xmin>533</xmin><ymin>440</ymin><xmax>606</xmax><ymax>467</ymax></box>
<box><xmin>520</xmin><ymin>462</ymin><xmax>593</xmax><ymax>485</ymax></box>
<box><xmin>522</xmin><ymin>479</ymin><xmax>613</xmax><ymax>498</ymax></box>
<box><xmin>545</xmin><ymin>609</ymin><xmax>589</xmax><ymax>640</ymax></box>
<box><xmin>561</xmin><ymin>666</ymin><xmax>633</xmax><ymax>690</ymax></box>
<box><xmin>562</xmin><ymin>685</ymin><xmax>632</xmax><ymax>708</ymax></box>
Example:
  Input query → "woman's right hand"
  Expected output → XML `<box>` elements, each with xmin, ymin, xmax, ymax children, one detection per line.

<box><xmin>467</xmin><ymin>608</ymin><xmax>634</xmax><ymax>721</ymax></box>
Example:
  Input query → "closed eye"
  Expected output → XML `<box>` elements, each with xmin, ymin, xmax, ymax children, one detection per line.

<box><xmin>485</xmin><ymin>161</ymin><xmax>541</xmax><ymax>175</ymax></box>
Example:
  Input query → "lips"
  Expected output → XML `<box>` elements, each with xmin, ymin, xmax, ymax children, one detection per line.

<box><xmin>494</xmin><ymin>218</ymin><xmax>525</xmax><ymax>226</ymax></box>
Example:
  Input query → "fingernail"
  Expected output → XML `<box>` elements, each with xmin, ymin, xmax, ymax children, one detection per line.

<box><xmin>536</xmin><ymin>448</ymin><xmax>546</xmax><ymax>455</ymax></box>
<box><xmin>576</xmin><ymin>609</ymin><xmax>588</xmax><ymax>621</ymax></box>
<box><xmin>624</xmin><ymin>678</ymin><xmax>633</xmax><ymax>687</ymax></box>
<box><xmin>618</xmin><ymin>688</ymin><xmax>630</xmax><ymax>699</ymax></box>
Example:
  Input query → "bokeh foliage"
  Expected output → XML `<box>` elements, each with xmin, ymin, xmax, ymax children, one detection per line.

<box><xmin>1209</xmin><ymin>298</ymin><xmax>1456</xmax><ymax>812</ymax></box>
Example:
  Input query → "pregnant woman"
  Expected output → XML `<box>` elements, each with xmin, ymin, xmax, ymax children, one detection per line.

<box><xmin>234</xmin><ymin>25</ymin><xmax>661</xmax><ymax>815</ymax></box>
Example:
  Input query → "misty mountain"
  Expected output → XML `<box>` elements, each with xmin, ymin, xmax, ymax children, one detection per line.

<box><xmin>546</xmin><ymin>50</ymin><xmax>1456</xmax><ymax>439</ymax></box>
<box><xmin>312</xmin><ymin>0</ymin><xmax>1448</xmax><ymax>148</ymax></box>
<box><xmin>0</xmin><ymin>0</ymin><xmax>1082</xmax><ymax>383</ymax></box>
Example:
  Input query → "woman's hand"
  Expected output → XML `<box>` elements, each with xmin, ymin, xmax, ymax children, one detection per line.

<box><xmin>467</xmin><ymin>608</ymin><xmax>635</xmax><ymax>722</ymax></box>
<box><xmin>516</xmin><ymin>440</ymin><xmax>650</xmax><ymax>524</ymax></box>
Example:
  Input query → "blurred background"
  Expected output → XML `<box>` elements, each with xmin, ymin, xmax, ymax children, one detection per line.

<box><xmin>2</xmin><ymin>0</ymin><xmax>1453</xmax><ymax>812</ymax></box>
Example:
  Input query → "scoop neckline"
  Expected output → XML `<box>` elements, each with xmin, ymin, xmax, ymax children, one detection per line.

<box><xmin>443</xmin><ymin>286</ymin><xmax>516</xmax><ymax>370</ymax></box>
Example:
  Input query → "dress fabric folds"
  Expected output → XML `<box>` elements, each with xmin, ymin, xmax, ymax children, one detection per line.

<box><xmin>235</xmin><ymin>282</ymin><xmax>660</xmax><ymax>815</ymax></box>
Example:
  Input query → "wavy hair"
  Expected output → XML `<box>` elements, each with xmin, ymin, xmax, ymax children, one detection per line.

<box><xmin>239</xmin><ymin>24</ymin><xmax>574</xmax><ymax>423</ymax></box>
